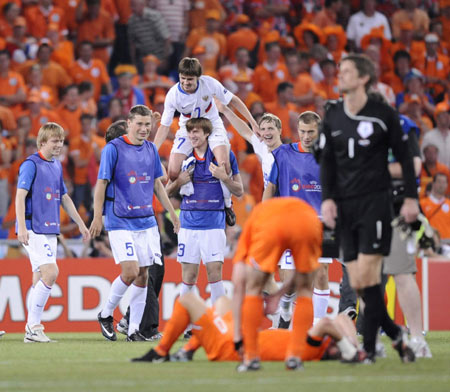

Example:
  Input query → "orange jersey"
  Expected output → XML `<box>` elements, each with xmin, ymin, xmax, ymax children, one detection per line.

<box><xmin>55</xmin><ymin>106</ymin><xmax>82</xmax><ymax>139</ymax></box>
<box><xmin>420</xmin><ymin>196</ymin><xmax>450</xmax><ymax>239</ymax></box>
<box><xmin>252</xmin><ymin>62</ymin><xmax>289</xmax><ymax>104</ymax></box>
<box><xmin>51</xmin><ymin>40</ymin><xmax>75</xmax><ymax>73</ymax></box>
<box><xmin>24</xmin><ymin>108</ymin><xmax>65</xmax><ymax>138</ymax></box>
<box><xmin>0</xmin><ymin>70</ymin><xmax>26</xmax><ymax>117</ymax></box>
<box><xmin>226</xmin><ymin>28</ymin><xmax>258</xmax><ymax>63</ymax></box>
<box><xmin>0</xmin><ymin>105</ymin><xmax>17</xmax><ymax>131</ymax></box>
<box><xmin>233</xmin><ymin>197</ymin><xmax>322</xmax><ymax>274</ymax></box>
<box><xmin>420</xmin><ymin>162</ymin><xmax>450</xmax><ymax>198</ymax></box>
<box><xmin>25</xmin><ymin>85</ymin><xmax>55</xmax><ymax>108</ymax></box>
<box><xmin>240</xmin><ymin>153</ymin><xmax>263</xmax><ymax>203</ymax></box>
<box><xmin>24</xmin><ymin>5</ymin><xmax>67</xmax><ymax>39</ymax></box>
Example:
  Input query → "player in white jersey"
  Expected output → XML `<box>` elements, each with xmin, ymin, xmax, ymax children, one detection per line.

<box><xmin>153</xmin><ymin>58</ymin><xmax>258</xmax><ymax>223</ymax></box>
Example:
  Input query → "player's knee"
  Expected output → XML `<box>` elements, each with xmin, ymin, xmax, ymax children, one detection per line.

<box><xmin>121</xmin><ymin>270</ymin><xmax>139</xmax><ymax>285</ymax></box>
<box><xmin>41</xmin><ymin>268</ymin><xmax>58</xmax><ymax>286</ymax></box>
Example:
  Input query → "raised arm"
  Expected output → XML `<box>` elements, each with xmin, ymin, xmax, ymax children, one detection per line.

<box><xmin>153</xmin><ymin>124</ymin><xmax>171</xmax><ymax>150</ymax></box>
<box><xmin>215</xmin><ymin>97</ymin><xmax>253</xmax><ymax>143</ymax></box>
<box><xmin>228</xmin><ymin>94</ymin><xmax>259</xmax><ymax>133</ymax></box>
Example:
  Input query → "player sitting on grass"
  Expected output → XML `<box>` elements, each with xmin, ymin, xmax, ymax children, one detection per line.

<box><xmin>131</xmin><ymin>292</ymin><xmax>364</xmax><ymax>364</ymax></box>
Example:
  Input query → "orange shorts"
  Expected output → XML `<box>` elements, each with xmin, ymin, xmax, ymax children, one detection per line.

<box><xmin>233</xmin><ymin>198</ymin><xmax>322</xmax><ymax>274</ymax></box>
<box><xmin>192</xmin><ymin>310</ymin><xmax>239</xmax><ymax>361</ymax></box>
<box><xmin>301</xmin><ymin>335</ymin><xmax>332</xmax><ymax>361</ymax></box>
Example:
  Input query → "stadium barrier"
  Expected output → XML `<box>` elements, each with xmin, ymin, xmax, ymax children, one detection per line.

<box><xmin>1</xmin><ymin>257</ymin><xmax>449</xmax><ymax>332</ymax></box>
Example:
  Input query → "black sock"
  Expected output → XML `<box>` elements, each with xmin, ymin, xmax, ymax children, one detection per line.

<box><xmin>361</xmin><ymin>284</ymin><xmax>384</xmax><ymax>354</ymax></box>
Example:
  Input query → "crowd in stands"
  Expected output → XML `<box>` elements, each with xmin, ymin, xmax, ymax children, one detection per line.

<box><xmin>0</xmin><ymin>0</ymin><xmax>449</xmax><ymax>257</ymax></box>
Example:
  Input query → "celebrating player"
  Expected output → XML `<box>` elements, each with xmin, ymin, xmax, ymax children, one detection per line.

<box><xmin>16</xmin><ymin>122</ymin><xmax>90</xmax><ymax>343</ymax></box>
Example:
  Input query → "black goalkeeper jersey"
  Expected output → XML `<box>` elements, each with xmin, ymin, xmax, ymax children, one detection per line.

<box><xmin>319</xmin><ymin>97</ymin><xmax>418</xmax><ymax>201</ymax></box>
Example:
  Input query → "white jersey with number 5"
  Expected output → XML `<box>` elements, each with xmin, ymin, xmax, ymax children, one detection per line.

<box><xmin>161</xmin><ymin>75</ymin><xmax>233</xmax><ymax>130</ymax></box>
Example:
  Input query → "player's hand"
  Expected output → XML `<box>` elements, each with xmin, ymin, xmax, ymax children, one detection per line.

<box><xmin>17</xmin><ymin>227</ymin><xmax>29</xmax><ymax>246</ymax></box>
<box><xmin>400</xmin><ymin>198</ymin><xmax>420</xmax><ymax>223</ymax></box>
<box><xmin>152</xmin><ymin>111</ymin><xmax>161</xmax><ymax>123</ymax></box>
<box><xmin>321</xmin><ymin>199</ymin><xmax>337</xmax><ymax>230</ymax></box>
<box><xmin>213</xmin><ymin>96</ymin><xmax>226</xmax><ymax>113</ymax></box>
<box><xmin>178</xmin><ymin>170</ymin><xmax>192</xmax><ymax>186</ymax></box>
<box><xmin>171</xmin><ymin>212</ymin><xmax>180</xmax><ymax>234</ymax></box>
<box><xmin>209</xmin><ymin>162</ymin><xmax>228</xmax><ymax>181</ymax></box>
<box><xmin>89</xmin><ymin>216</ymin><xmax>103</xmax><ymax>238</ymax></box>
<box><xmin>79</xmin><ymin>224</ymin><xmax>91</xmax><ymax>242</ymax></box>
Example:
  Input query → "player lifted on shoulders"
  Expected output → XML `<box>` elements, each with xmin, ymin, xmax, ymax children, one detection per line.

<box><xmin>153</xmin><ymin>57</ymin><xmax>258</xmax><ymax>223</ymax></box>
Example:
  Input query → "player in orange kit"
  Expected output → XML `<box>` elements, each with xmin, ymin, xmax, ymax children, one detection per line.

<box><xmin>131</xmin><ymin>291</ymin><xmax>363</xmax><ymax>364</ymax></box>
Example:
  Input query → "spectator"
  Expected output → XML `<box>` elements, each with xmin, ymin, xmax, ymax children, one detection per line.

<box><xmin>19</xmin><ymin>39</ymin><xmax>72</xmax><ymax>102</ymax></box>
<box><xmin>5</xmin><ymin>16</ymin><xmax>36</xmax><ymax>68</ymax></box>
<box><xmin>293</xmin><ymin>22</ymin><xmax>324</xmax><ymax>52</ymax></box>
<box><xmin>420</xmin><ymin>143</ymin><xmax>450</xmax><ymax>198</ymax></box>
<box><xmin>75</xmin><ymin>0</ymin><xmax>115</xmax><ymax>66</ymax></box>
<box><xmin>252</xmin><ymin>41</ymin><xmax>288</xmax><ymax>104</ymax></box>
<box><xmin>391</xmin><ymin>0</ymin><xmax>429</xmax><ymax>41</ymax></box>
<box><xmin>0</xmin><ymin>2</ymin><xmax>20</xmax><ymax>39</ymax></box>
<box><xmin>0</xmin><ymin>121</ymin><xmax>12</xmax><ymax>216</ymax></box>
<box><xmin>185</xmin><ymin>9</ymin><xmax>226</xmax><ymax>72</ymax></box>
<box><xmin>323</xmin><ymin>24</ymin><xmax>347</xmax><ymax>64</ymax></box>
<box><xmin>45</xmin><ymin>22</ymin><xmax>74</xmax><ymax>74</ymax></box>
<box><xmin>78</xmin><ymin>81</ymin><xmax>97</xmax><ymax>116</ymax></box>
<box><xmin>56</xmin><ymin>84</ymin><xmax>82</xmax><ymax>139</ymax></box>
<box><xmin>188</xmin><ymin>0</ymin><xmax>225</xmax><ymax>31</ymax></box>
<box><xmin>69</xmin><ymin>112</ymin><xmax>95</xmax><ymax>212</ymax></box>
<box><xmin>312</xmin><ymin>0</ymin><xmax>343</xmax><ymax>29</ymax></box>
<box><xmin>382</xmin><ymin>50</ymin><xmax>412</xmax><ymax>96</ymax></box>
<box><xmin>24</xmin><ymin>91</ymin><xmax>64</xmax><ymax>138</ymax></box>
<box><xmin>25</xmin><ymin>64</ymin><xmax>54</xmax><ymax>109</ymax></box>
<box><xmin>249</xmin><ymin>0</ymin><xmax>289</xmax><ymax>36</ymax></box>
<box><xmin>225</xmin><ymin>14</ymin><xmax>258</xmax><ymax>66</ymax></box>
<box><xmin>24</xmin><ymin>0</ymin><xmax>67</xmax><ymax>39</ymax></box>
<box><xmin>389</xmin><ymin>21</ymin><xmax>425</xmax><ymax>66</ymax></box>
<box><xmin>361</xmin><ymin>26</ymin><xmax>393</xmax><ymax>76</ymax></box>
<box><xmin>371</xmin><ymin>61</ymin><xmax>396</xmax><ymax>107</ymax></box>
<box><xmin>0</xmin><ymin>48</ymin><xmax>25</xmax><ymax>117</ymax></box>
<box><xmin>346</xmin><ymin>0</ymin><xmax>391</xmax><ymax>51</ymax></box>
<box><xmin>317</xmin><ymin>58</ymin><xmax>339</xmax><ymax>100</ymax></box>
<box><xmin>97</xmin><ymin>97</ymin><xmax>124</xmax><ymax>137</ymax></box>
<box><xmin>265</xmin><ymin>81</ymin><xmax>298</xmax><ymax>141</ymax></box>
<box><xmin>420</xmin><ymin>173</ymin><xmax>450</xmax><ymax>240</ymax></box>
<box><xmin>132</xmin><ymin>54</ymin><xmax>174</xmax><ymax>106</ymax></box>
<box><xmin>70</xmin><ymin>40</ymin><xmax>111</xmax><ymax>102</ymax></box>
<box><xmin>413</xmin><ymin>33</ymin><xmax>449</xmax><ymax>99</ymax></box>
<box><xmin>219</xmin><ymin>47</ymin><xmax>254</xmax><ymax>95</ymax></box>
<box><xmin>422</xmin><ymin>102</ymin><xmax>450</xmax><ymax>168</ymax></box>
<box><xmin>113</xmin><ymin>64</ymin><xmax>149</xmax><ymax>113</ymax></box>
<box><xmin>128</xmin><ymin>0</ymin><xmax>171</xmax><ymax>73</ymax></box>
<box><xmin>152</xmin><ymin>0</ymin><xmax>190</xmax><ymax>73</ymax></box>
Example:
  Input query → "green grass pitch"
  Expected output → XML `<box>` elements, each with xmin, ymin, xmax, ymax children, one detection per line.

<box><xmin>1</xmin><ymin>331</ymin><xmax>449</xmax><ymax>392</ymax></box>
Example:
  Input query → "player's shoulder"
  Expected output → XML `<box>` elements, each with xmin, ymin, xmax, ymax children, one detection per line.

<box><xmin>324</xmin><ymin>97</ymin><xmax>343</xmax><ymax>113</ymax></box>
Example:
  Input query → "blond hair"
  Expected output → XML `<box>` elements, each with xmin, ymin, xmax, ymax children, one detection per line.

<box><xmin>36</xmin><ymin>122</ymin><xmax>65</xmax><ymax>149</ymax></box>
<box><xmin>258</xmin><ymin>113</ymin><xmax>282</xmax><ymax>130</ymax></box>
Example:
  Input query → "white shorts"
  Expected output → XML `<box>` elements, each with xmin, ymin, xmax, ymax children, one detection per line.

<box><xmin>108</xmin><ymin>226</ymin><xmax>161</xmax><ymax>267</ymax></box>
<box><xmin>177</xmin><ymin>228</ymin><xmax>226</xmax><ymax>264</ymax></box>
<box><xmin>171</xmin><ymin>125</ymin><xmax>230</xmax><ymax>156</ymax></box>
<box><xmin>278</xmin><ymin>250</ymin><xmax>333</xmax><ymax>270</ymax></box>
<box><xmin>23</xmin><ymin>231</ymin><xmax>58</xmax><ymax>272</ymax></box>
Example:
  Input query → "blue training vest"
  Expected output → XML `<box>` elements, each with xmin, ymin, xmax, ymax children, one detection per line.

<box><xmin>181</xmin><ymin>147</ymin><xmax>224</xmax><ymax>211</ymax></box>
<box><xmin>24</xmin><ymin>154</ymin><xmax>62</xmax><ymax>234</ymax></box>
<box><xmin>109</xmin><ymin>137</ymin><xmax>156</xmax><ymax>218</ymax></box>
<box><xmin>272</xmin><ymin>144</ymin><xmax>322</xmax><ymax>214</ymax></box>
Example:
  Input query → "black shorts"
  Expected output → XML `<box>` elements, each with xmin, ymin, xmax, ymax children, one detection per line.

<box><xmin>337</xmin><ymin>191</ymin><xmax>393</xmax><ymax>262</ymax></box>
<box><xmin>321</xmin><ymin>225</ymin><xmax>340</xmax><ymax>258</ymax></box>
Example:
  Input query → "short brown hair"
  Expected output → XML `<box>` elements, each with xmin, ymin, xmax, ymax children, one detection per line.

<box><xmin>340</xmin><ymin>54</ymin><xmax>376</xmax><ymax>92</ymax></box>
<box><xmin>178</xmin><ymin>57</ymin><xmax>202</xmax><ymax>77</ymax></box>
<box><xmin>259</xmin><ymin>113</ymin><xmax>282</xmax><ymax>131</ymax></box>
<box><xmin>105</xmin><ymin>120</ymin><xmax>127</xmax><ymax>142</ymax></box>
<box><xmin>128</xmin><ymin>105</ymin><xmax>152</xmax><ymax>121</ymax></box>
<box><xmin>37</xmin><ymin>122</ymin><xmax>65</xmax><ymax>149</ymax></box>
<box><xmin>186</xmin><ymin>118</ymin><xmax>213</xmax><ymax>136</ymax></box>
<box><xmin>298</xmin><ymin>111</ymin><xmax>321</xmax><ymax>126</ymax></box>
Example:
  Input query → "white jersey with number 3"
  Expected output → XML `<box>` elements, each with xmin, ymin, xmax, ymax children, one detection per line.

<box><xmin>161</xmin><ymin>75</ymin><xmax>233</xmax><ymax>130</ymax></box>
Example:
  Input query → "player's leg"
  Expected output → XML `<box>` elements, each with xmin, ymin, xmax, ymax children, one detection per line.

<box><xmin>278</xmin><ymin>254</ymin><xmax>296</xmax><ymax>329</ymax></box>
<box><xmin>202</xmin><ymin>229</ymin><xmax>226</xmax><ymax>304</ymax></box>
<box><xmin>23</xmin><ymin>233</ymin><xmax>58</xmax><ymax>343</ymax></box>
<box><xmin>126</xmin><ymin>266</ymin><xmax>149</xmax><ymax>341</ymax></box>
<box><xmin>168</xmin><ymin>128</ymin><xmax>193</xmax><ymax>181</ymax></box>
<box><xmin>178</xmin><ymin>228</ymin><xmax>201</xmax><ymax>295</ymax></box>
<box><xmin>313</xmin><ymin>262</ymin><xmax>331</xmax><ymax>323</ymax></box>
<box><xmin>168</xmin><ymin>152</ymin><xmax>188</xmax><ymax>181</ymax></box>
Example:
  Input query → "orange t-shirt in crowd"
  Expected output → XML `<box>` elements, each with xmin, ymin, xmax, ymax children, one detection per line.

<box><xmin>391</xmin><ymin>9</ymin><xmax>429</xmax><ymax>41</ymax></box>
<box><xmin>24</xmin><ymin>5</ymin><xmax>67</xmax><ymax>39</ymax></box>
<box><xmin>389</xmin><ymin>41</ymin><xmax>424</xmax><ymax>66</ymax></box>
<box><xmin>113</xmin><ymin>0</ymin><xmax>131</xmax><ymax>24</ymax></box>
<box><xmin>233</xmin><ymin>197</ymin><xmax>322</xmax><ymax>274</ymax></box>
<box><xmin>55</xmin><ymin>105</ymin><xmax>82</xmax><ymax>139</ymax></box>
<box><xmin>189</xmin><ymin>0</ymin><xmax>225</xmax><ymax>30</ymax></box>
<box><xmin>232</xmin><ymin>193</ymin><xmax>256</xmax><ymax>228</ymax></box>
<box><xmin>0</xmin><ymin>105</ymin><xmax>17</xmax><ymax>130</ymax></box>
<box><xmin>76</xmin><ymin>9</ymin><xmax>115</xmax><ymax>65</ymax></box>
<box><xmin>420</xmin><ymin>196</ymin><xmax>450</xmax><ymax>239</ymax></box>
<box><xmin>70</xmin><ymin>59</ymin><xmax>110</xmax><ymax>102</ymax></box>
<box><xmin>98</xmin><ymin>117</ymin><xmax>112</xmax><ymax>137</ymax></box>
<box><xmin>69</xmin><ymin>135</ymin><xmax>94</xmax><ymax>185</ymax></box>
<box><xmin>25</xmin><ymin>85</ymin><xmax>55</xmax><ymax>108</ymax></box>
<box><xmin>0</xmin><ymin>70</ymin><xmax>26</xmax><ymax>117</ymax></box>
<box><xmin>226</xmin><ymin>27</ymin><xmax>258</xmax><ymax>63</ymax></box>
<box><xmin>186</xmin><ymin>28</ymin><xmax>226</xmax><ymax>71</ymax></box>
<box><xmin>312</xmin><ymin>9</ymin><xmax>337</xmax><ymax>28</ymax></box>
<box><xmin>25</xmin><ymin>107</ymin><xmax>66</xmax><ymax>138</ymax></box>
<box><xmin>19</xmin><ymin>60</ymin><xmax>72</xmax><ymax>102</ymax></box>
<box><xmin>240</xmin><ymin>153</ymin><xmax>263</xmax><ymax>203</ymax></box>
<box><xmin>264</xmin><ymin>100</ymin><xmax>297</xmax><ymax>140</ymax></box>
<box><xmin>381</xmin><ymin>71</ymin><xmax>405</xmax><ymax>95</ymax></box>
<box><xmin>51</xmin><ymin>40</ymin><xmax>75</xmax><ymax>73</ymax></box>
<box><xmin>252</xmin><ymin>62</ymin><xmax>289</xmax><ymax>104</ymax></box>
<box><xmin>317</xmin><ymin>77</ymin><xmax>340</xmax><ymax>100</ymax></box>
<box><xmin>413</xmin><ymin>53</ymin><xmax>449</xmax><ymax>97</ymax></box>
<box><xmin>0</xmin><ymin>17</ymin><xmax>13</xmax><ymax>39</ymax></box>
<box><xmin>0</xmin><ymin>136</ymin><xmax>12</xmax><ymax>180</ymax></box>
<box><xmin>420</xmin><ymin>162</ymin><xmax>450</xmax><ymax>198</ymax></box>
<box><xmin>3</xmin><ymin>186</ymin><xmax>17</xmax><ymax>239</ymax></box>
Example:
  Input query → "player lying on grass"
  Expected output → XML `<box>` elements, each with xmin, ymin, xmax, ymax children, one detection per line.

<box><xmin>131</xmin><ymin>292</ymin><xmax>364</xmax><ymax>364</ymax></box>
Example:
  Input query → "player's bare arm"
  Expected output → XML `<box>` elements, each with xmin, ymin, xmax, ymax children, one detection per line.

<box><xmin>61</xmin><ymin>194</ymin><xmax>90</xmax><ymax>242</ymax></box>
<box><xmin>154</xmin><ymin>124</ymin><xmax>171</xmax><ymax>150</ymax></box>
<box><xmin>15</xmin><ymin>188</ymin><xmax>29</xmax><ymax>245</ymax></box>
<box><xmin>154</xmin><ymin>177</ymin><xmax>180</xmax><ymax>233</ymax></box>
<box><xmin>228</xmin><ymin>94</ymin><xmax>259</xmax><ymax>133</ymax></box>
<box><xmin>209</xmin><ymin>162</ymin><xmax>244</xmax><ymax>197</ymax></box>
<box><xmin>89</xmin><ymin>179</ymin><xmax>108</xmax><ymax>238</ymax></box>
<box><xmin>215</xmin><ymin>97</ymin><xmax>254</xmax><ymax>143</ymax></box>
<box><xmin>262</xmin><ymin>182</ymin><xmax>277</xmax><ymax>201</ymax></box>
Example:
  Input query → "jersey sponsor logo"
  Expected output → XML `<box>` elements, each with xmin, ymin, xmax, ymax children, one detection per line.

<box><xmin>44</xmin><ymin>221</ymin><xmax>59</xmax><ymax>227</ymax></box>
<box><xmin>357</xmin><ymin>121</ymin><xmax>374</xmax><ymax>139</ymax></box>
<box><xmin>127</xmin><ymin>170</ymin><xmax>151</xmax><ymax>184</ymax></box>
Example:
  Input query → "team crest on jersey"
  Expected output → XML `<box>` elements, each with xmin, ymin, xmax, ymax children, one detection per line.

<box><xmin>291</xmin><ymin>178</ymin><xmax>301</xmax><ymax>192</ymax></box>
<box><xmin>357</xmin><ymin>121</ymin><xmax>374</xmax><ymax>139</ymax></box>
<box><xmin>202</xmin><ymin>95</ymin><xmax>209</xmax><ymax>101</ymax></box>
